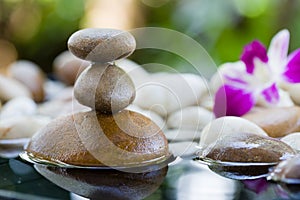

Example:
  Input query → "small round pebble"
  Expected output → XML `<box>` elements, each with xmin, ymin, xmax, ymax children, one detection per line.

<box><xmin>164</xmin><ymin>129</ymin><xmax>201</xmax><ymax>142</ymax></box>
<box><xmin>74</xmin><ymin>63</ymin><xmax>136</xmax><ymax>113</ymax></box>
<box><xmin>53</xmin><ymin>51</ymin><xmax>89</xmax><ymax>85</ymax></box>
<box><xmin>281</xmin><ymin>132</ymin><xmax>300</xmax><ymax>152</ymax></box>
<box><xmin>8</xmin><ymin>60</ymin><xmax>45</xmax><ymax>102</ymax></box>
<box><xmin>167</xmin><ymin>106</ymin><xmax>214</xmax><ymax>131</ymax></box>
<box><xmin>0</xmin><ymin>97</ymin><xmax>37</xmax><ymax>120</ymax></box>
<box><xmin>126</xmin><ymin>104</ymin><xmax>166</xmax><ymax>130</ymax></box>
<box><xmin>169</xmin><ymin>141</ymin><xmax>199</xmax><ymax>157</ymax></box>
<box><xmin>200</xmin><ymin>116</ymin><xmax>268</xmax><ymax>149</ymax></box>
<box><xmin>115</xmin><ymin>59</ymin><xmax>149</xmax><ymax>88</ymax></box>
<box><xmin>243</xmin><ymin>106</ymin><xmax>300</xmax><ymax>138</ymax></box>
<box><xmin>0</xmin><ymin>115</ymin><xmax>51</xmax><ymax>139</ymax></box>
<box><xmin>68</xmin><ymin>28</ymin><xmax>136</xmax><ymax>63</ymax></box>
<box><xmin>0</xmin><ymin>74</ymin><xmax>31</xmax><ymax>102</ymax></box>
<box><xmin>286</xmin><ymin>83</ymin><xmax>300</xmax><ymax>105</ymax></box>
<box><xmin>134</xmin><ymin>73</ymin><xmax>208</xmax><ymax>117</ymax></box>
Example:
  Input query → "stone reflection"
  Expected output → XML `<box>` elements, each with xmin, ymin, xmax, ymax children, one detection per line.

<box><xmin>34</xmin><ymin>165</ymin><xmax>168</xmax><ymax>200</ymax></box>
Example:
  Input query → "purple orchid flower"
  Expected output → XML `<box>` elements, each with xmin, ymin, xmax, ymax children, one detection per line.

<box><xmin>213</xmin><ymin>29</ymin><xmax>300</xmax><ymax>118</ymax></box>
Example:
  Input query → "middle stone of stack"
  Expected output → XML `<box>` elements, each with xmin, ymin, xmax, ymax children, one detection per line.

<box><xmin>74</xmin><ymin>63</ymin><xmax>135</xmax><ymax>113</ymax></box>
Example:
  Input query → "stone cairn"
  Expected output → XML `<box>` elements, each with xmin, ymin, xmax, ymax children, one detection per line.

<box><xmin>68</xmin><ymin>28</ymin><xmax>136</xmax><ymax>114</ymax></box>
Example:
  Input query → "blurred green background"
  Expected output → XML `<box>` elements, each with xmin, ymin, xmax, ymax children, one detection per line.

<box><xmin>0</xmin><ymin>0</ymin><xmax>299</xmax><ymax>73</ymax></box>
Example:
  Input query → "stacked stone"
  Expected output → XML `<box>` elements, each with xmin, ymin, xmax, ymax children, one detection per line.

<box><xmin>25</xmin><ymin>28</ymin><xmax>169</xmax><ymax>167</ymax></box>
<box><xmin>68</xmin><ymin>28</ymin><xmax>136</xmax><ymax>114</ymax></box>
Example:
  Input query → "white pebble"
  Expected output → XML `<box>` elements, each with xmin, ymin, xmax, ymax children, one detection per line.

<box><xmin>126</xmin><ymin>104</ymin><xmax>166</xmax><ymax>130</ymax></box>
<box><xmin>164</xmin><ymin>129</ymin><xmax>201</xmax><ymax>142</ymax></box>
<box><xmin>43</xmin><ymin>79</ymin><xmax>66</xmax><ymax>100</ymax></box>
<box><xmin>115</xmin><ymin>59</ymin><xmax>149</xmax><ymax>88</ymax></box>
<box><xmin>286</xmin><ymin>83</ymin><xmax>300</xmax><ymax>105</ymax></box>
<box><xmin>167</xmin><ymin>106</ymin><xmax>214</xmax><ymax>131</ymax></box>
<box><xmin>134</xmin><ymin>73</ymin><xmax>208</xmax><ymax>117</ymax></box>
<box><xmin>0</xmin><ymin>97</ymin><xmax>37</xmax><ymax>120</ymax></box>
<box><xmin>200</xmin><ymin>116</ymin><xmax>268</xmax><ymax>149</ymax></box>
<box><xmin>169</xmin><ymin>141</ymin><xmax>199</xmax><ymax>157</ymax></box>
<box><xmin>38</xmin><ymin>99</ymin><xmax>90</xmax><ymax>118</ymax></box>
<box><xmin>198</xmin><ymin>94</ymin><xmax>214</xmax><ymax>111</ymax></box>
<box><xmin>281</xmin><ymin>132</ymin><xmax>300</xmax><ymax>152</ymax></box>
<box><xmin>0</xmin><ymin>74</ymin><xmax>31</xmax><ymax>101</ymax></box>
<box><xmin>0</xmin><ymin>116</ymin><xmax>51</xmax><ymax>139</ymax></box>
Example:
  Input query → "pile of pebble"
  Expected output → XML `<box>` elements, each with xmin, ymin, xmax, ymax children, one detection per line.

<box><xmin>1</xmin><ymin>28</ymin><xmax>300</xmax><ymax>159</ymax></box>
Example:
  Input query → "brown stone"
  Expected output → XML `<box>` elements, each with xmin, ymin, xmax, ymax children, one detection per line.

<box><xmin>26</xmin><ymin>110</ymin><xmax>169</xmax><ymax>167</ymax></box>
<box><xmin>53</xmin><ymin>51</ymin><xmax>89</xmax><ymax>85</ymax></box>
<box><xmin>68</xmin><ymin>28</ymin><xmax>136</xmax><ymax>63</ymax></box>
<box><xmin>242</xmin><ymin>107</ymin><xmax>300</xmax><ymax>138</ymax></box>
<box><xmin>74</xmin><ymin>63</ymin><xmax>135</xmax><ymax>113</ymax></box>
<box><xmin>205</xmin><ymin>132</ymin><xmax>296</xmax><ymax>163</ymax></box>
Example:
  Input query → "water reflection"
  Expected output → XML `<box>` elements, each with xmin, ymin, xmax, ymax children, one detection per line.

<box><xmin>276</xmin><ymin>183</ymin><xmax>300</xmax><ymax>199</ymax></box>
<box><xmin>177</xmin><ymin>164</ymin><xmax>238</xmax><ymax>200</ymax></box>
<box><xmin>34</xmin><ymin>164</ymin><xmax>168</xmax><ymax>200</ymax></box>
<box><xmin>0</xmin><ymin>139</ymin><xmax>29</xmax><ymax>158</ymax></box>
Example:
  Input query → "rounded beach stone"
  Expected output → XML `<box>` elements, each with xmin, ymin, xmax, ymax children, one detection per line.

<box><xmin>203</xmin><ymin>132</ymin><xmax>296</xmax><ymax>163</ymax></box>
<box><xmin>115</xmin><ymin>59</ymin><xmax>149</xmax><ymax>88</ymax></box>
<box><xmin>0</xmin><ymin>74</ymin><xmax>31</xmax><ymax>102</ymax></box>
<box><xmin>167</xmin><ymin>106</ymin><xmax>214</xmax><ymax>131</ymax></box>
<box><xmin>200</xmin><ymin>116</ymin><xmax>268</xmax><ymax>149</ymax></box>
<box><xmin>0</xmin><ymin>96</ymin><xmax>37</xmax><ymax>120</ymax></box>
<box><xmin>0</xmin><ymin>115</ymin><xmax>51</xmax><ymax>140</ymax></box>
<box><xmin>127</xmin><ymin>104</ymin><xmax>166</xmax><ymax>130</ymax></box>
<box><xmin>164</xmin><ymin>129</ymin><xmax>201</xmax><ymax>142</ymax></box>
<box><xmin>68</xmin><ymin>28</ymin><xmax>136</xmax><ymax>63</ymax></box>
<box><xmin>26</xmin><ymin>110</ymin><xmax>169</xmax><ymax>167</ymax></box>
<box><xmin>53</xmin><ymin>51</ymin><xmax>89</xmax><ymax>85</ymax></box>
<box><xmin>242</xmin><ymin>106</ymin><xmax>300</xmax><ymax>138</ymax></box>
<box><xmin>134</xmin><ymin>73</ymin><xmax>208</xmax><ymax>117</ymax></box>
<box><xmin>169</xmin><ymin>141</ymin><xmax>198</xmax><ymax>157</ymax></box>
<box><xmin>286</xmin><ymin>83</ymin><xmax>300</xmax><ymax>105</ymax></box>
<box><xmin>281</xmin><ymin>132</ymin><xmax>300</xmax><ymax>152</ymax></box>
<box><xmin>8</xmin><ymin>60</ymin><xmax>45</xmax><ymax>102</ymax></box>
<box><xmin>74</xmin><ymin>63</ymin><xmax>136</xmax><ymax>113</ymax></box>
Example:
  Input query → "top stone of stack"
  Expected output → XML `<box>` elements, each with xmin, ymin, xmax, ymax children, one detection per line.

<box><xmin>68</xmin><ymin>28</ymin><xmax>136</xmax><ymax>63</ymax></box>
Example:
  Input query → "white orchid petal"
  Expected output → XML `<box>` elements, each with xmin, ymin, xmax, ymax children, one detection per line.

<box><xmin>249</xmin><ymin>58</ymin><xmax>272</xmax><ymax>87</ymax></box>
<box><xmin>209</xmin><ymin>61</ymin><xmax>246</xmax><ymax>93</ymax></box>
<box><xmin>267</xmin><ymin>29</ymin><xmax>290</xmax><ymax>73</ymax></box>
<box><xmin>257</xmin><ymin>88</ymin><xmax>294</xmax><ymax>107</ymax></box>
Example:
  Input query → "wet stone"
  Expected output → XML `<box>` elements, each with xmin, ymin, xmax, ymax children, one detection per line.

<box><xmin>68</xmin><ymin>28</ymin><xmax>136</xmax><ymax>63</ymax></box>
<box><xmin>74</xmin><ymin>63</ymin><xmax>136</xmax><ymax>113</ymax></box>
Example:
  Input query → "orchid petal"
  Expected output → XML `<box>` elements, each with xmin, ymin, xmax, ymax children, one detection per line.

<box><xmin>283</xmin><ymin>49</ymin><xmax>300</xmax><ymax>83</ymax></box>
<box><xmin>252</xmin><ymin>58</ymin><xmax>272</xmax><ymax>85</ymax></box>
<box><xmin>257</xmin><ymin>88</ymin><xmax>294</xmax><ymax>107</ymax></box>
<box><xmin>213</xmin><ymin>85</ymin><xmax>255</xmax><ymax>118</ymax></box>
<box><xmin>210</xmin><ymin>61</ymin><xmax>246</xmax><ymax>93</ymax></box>
<box><xmin>267</xmin><ymin>29</ymin><xmax>290</xmax><ymax>71</ymax></box>
<box><xmin>260</xmin><ymin>83</ymin><xmax>279</xmax><ymax>104</ymax></box>
<box><xmin>240</xmin><ymin>40</ymin><xmax>268</xmax><ymax>74</ymax></box>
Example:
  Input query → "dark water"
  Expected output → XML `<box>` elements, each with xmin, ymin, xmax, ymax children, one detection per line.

<box><xmin>0</xmin><ymin>157</ymin><xmax>299</xmax><ymax>200</ymax></box>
